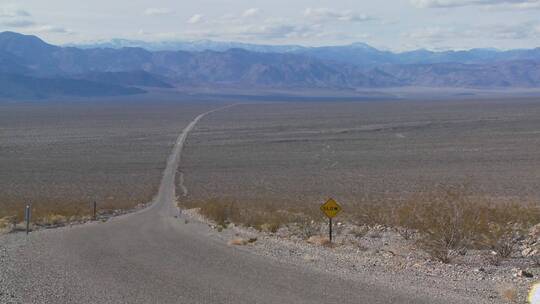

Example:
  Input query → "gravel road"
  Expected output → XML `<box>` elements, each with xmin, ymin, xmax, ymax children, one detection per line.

<box><xmin>0</xmin><ymin>106</ymin><xmax>482</xmax><ymax>304</ymax></box>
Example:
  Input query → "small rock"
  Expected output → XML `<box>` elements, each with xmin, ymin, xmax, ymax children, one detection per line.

<box><xmin>522</xmin><ymin>247</ymin><xmax>539</xmax><ymax>257</ymax></box>
<box><xmin>307</xmin><ymin>235</ymin><xmax>331</xmax><ymax>246</ymax></box>
<box><xmin>513</xmin><ymin>269</ymin><xmax>534</xmax><ymax>278</ymax></box>
<box><xmin>474</xmin><ymin>267</ymin><xmax>485</xmax><ymax>273</ymax></box>
<box><xmin>303</xmin><ymin>254</ymin><xmax>316</xmax><ymax>262</ymax></box>
<box><xmin>228</xmin><ymin>238</ymin><xmax>248</xmax><ymax>246</ymax></box>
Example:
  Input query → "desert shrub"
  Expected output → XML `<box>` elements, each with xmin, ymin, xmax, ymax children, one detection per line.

<box><xmin>182</xmin><ymin>198</ymin><xmax>295</xmax><ymax>232</ymax></box>
<box><xmin>184</xmin><ymin>198</ymin><xmax>240</xmax><ymax>227</ymax></box>
<box><xmin>183</xmin><ymin>182</ymin><xmax>540</xmax><ymax>262</ymax></box>
<box><xmin>294</xmin><ymin>218</ymin><xmax>321</xmax><ymax>239</ymax></box>
<box><xmin>35</xmin><ymin>214</ymin><xmax>68</xmax><ymax>227</ymax></box>
<box><xmin>393</xmin><ymin>184</ymin><xmax>481</xmax><ymax>262</ymax></box>
<box><xmin>350</xmin><ymin>195</ymin><xmax>395</xmax><ymax>227</ymax></box>
<box><xmin>497</xmin><ymin>284</ymin><xmax>518</xmax><ymax>302</ymax></box>
<box><xmin>481</xmin><ymin>223</ymin><xmax>523</xmax><ymax>258</ymax></box>
<box><xmin>486</xmin><ymin>252</ymin><xmax>503</xmax><ymax>266</ymax></box>
<box><xmin>0</xmin><ymin>217</ymin><xmax>13</xmax><ymax>233</ymax></box>
<box><xmin>351</xmin><ymin>226</ymin><xmax>369</xmax><ymax>239</ymax></box>
<box><xmin>353</xmin><ymin>183</ymin><xmax>540</xmax><ymax>263</ymax></box>
<box><xmin>531</xmin><ymin>254</ymin><xmax>540</xmax><ymax>267</ymax></box>
<box><xmin>397</xmin><ymin>227</ymin><xmax>415</xmax><ymax>240</ymax></box>
<box><xmin>0</xmin><ymin>217</ymin><xmax>9</xmax><ymax>229</ymax></box>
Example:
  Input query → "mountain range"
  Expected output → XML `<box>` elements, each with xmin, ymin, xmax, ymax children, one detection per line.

<box><xmin>71</xmin><ymin>39</ymin><xmax>540</xmax><ymax>67</ymax></box>
<box><xmin>1</xmin><ymin>31</ymin><xmax>540</xmax><ymax>99</ymax></box>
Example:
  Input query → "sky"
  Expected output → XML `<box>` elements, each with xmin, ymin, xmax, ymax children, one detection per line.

<box><xmin>0</xmin><ymin>0</ymin><xmax>539</xmax><ymax>51</ymax></box>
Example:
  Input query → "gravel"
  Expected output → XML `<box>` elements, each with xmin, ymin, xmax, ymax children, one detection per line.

<box><xmin>183</xmin><ymin>208</ymin><xmax>539</xmax><ymax>304</ymax></box>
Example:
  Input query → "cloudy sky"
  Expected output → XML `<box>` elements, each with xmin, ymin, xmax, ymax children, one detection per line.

<box><xmin>1</xmin><ymin>0</ymin><xmax>539</xmax><ymax>51</ymax></box>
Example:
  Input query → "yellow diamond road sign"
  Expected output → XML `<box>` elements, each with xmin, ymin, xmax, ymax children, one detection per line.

<box><xmin>320</xmin><ymin>198</ymin><xmax>342</xmax><ymax>218</ymax></box>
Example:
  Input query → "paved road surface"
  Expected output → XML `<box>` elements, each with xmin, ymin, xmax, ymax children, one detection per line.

<box><xmin>1</xmin><ymin>106</ymin><xmax>478</xmax><ymax>303</ymax></box>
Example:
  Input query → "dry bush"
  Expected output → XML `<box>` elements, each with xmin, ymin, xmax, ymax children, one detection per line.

<box><xmin>481</xmin><ymin>223</ymin><xmax>523</xmax><ymax>258</ymax></box>
<box><xmin>182</xmin><ymin>198</ymin><xmax>297</xmax><ymax>232</ymax></box>
<box><xmin>0</xmin><ymin>217</ymin><xmax>16</xmax><ymax>234</ymax></box>
<box><xmin>0</xmin><ymin>185</ymin><xmax>157</xmax><ymax>227</ymax></box>
<box><xmin>294</xmin><ymin>218</ymin><xmax>321</xmax><ymax>239</ymax></box>
<box><xmin>531</xmin><ymin>254</ymin><xmax>540</xmax><ymax>267</ymax></box>
<box><xmin>352</xmin><ymin>183</ymin><xmax>540</xmax><ymax>263</ymax></box>
<box><xmin>485</xmin><ymin>252</ymin><xmax>503</xmax><ymax>266</ymax></box>
<box><xmin>0</xmin><ymin>217</ymin><xmax>9</xmax><ymax>229</ymax></box>
<box><xmin>351</xmin><ymin>226</ymin><xmax>369</xmax><ymax>239</ymax></box>
<box><xmin>497</xmin><ymin>284</ymin><xmax>518</xmax><ymax>302</ymax></box>
<box><xmin>185</xmin><ymin>198</ymin><xmax>240</xmax><ymax>227</ymax></box>
<box><xmin>183</xmin><ymin>182</ymin><xmax>539</xmax><ymax>264</ymax></box>
<box><xmin>35</xmin><ymin>214</ymin><xmax>68</xmax><ymax>227</ymax></box>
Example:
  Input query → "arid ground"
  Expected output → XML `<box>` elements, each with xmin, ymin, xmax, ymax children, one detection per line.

<box><xmin>3</xmin><ymin>97</ymin><xmax>540</xmax><ymax>219</ymax></box>
<box><xmin>0</xmin><ymin>100</ymin><xmax>219</xmax><ymax>219</ymax></box>
<box><xmin>181</xmin><ymin>98</ymin><xmax>540</xmax><ymax>206</ymax></box>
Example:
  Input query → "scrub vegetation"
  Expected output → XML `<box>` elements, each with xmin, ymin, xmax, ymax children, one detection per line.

<box><xmin>181</xmin><ymin>183</ymin><xmax>540</xmax><ymax>263</ymax></box>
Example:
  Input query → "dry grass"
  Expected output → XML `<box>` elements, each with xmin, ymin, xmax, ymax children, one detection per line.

<box><xmin>183</xmin><ymin>182</ymin><xmax>540</xmax><ymax>264</ymax></box>
<box><xmin>181</xmin><ymin>198</ymin><xmax>303</xmax><ymax>232</ymax></box>
<box><xmin>346</xmin><ymin>184</ymin><xmax>540</xmax><ymax>263</ymax></box>
<box><xmin>497</xmin><ymin>284</ymin><xmax>518</xmax><ymax>302</ymax></box>
<box><xmin>0</xmin><ymin>186</ymin><xmax>157</xmax><ymax>227</ymax></box>
<box><xmin>351</xmin><ymin>226</ymin><xmax>369</xmax><ymax>239</ymax></box>
<box><xmin>0</xmin><ymin>217</ymin><xmax>15</xmax><ymax>234</ymax></box>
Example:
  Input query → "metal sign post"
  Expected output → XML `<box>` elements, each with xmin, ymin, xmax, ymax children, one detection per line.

<box><xmin>93</xmin><ymin>201</ymin><xmax>97</xmax><ymax>220</ymax></box>
<box><xmin>25</xmin><ymin>204</ymin><xmax>31</xmax><ymax>234</ymax></box>
<box><xmin>320</xmin><ymin>198</ymin><xmax>342</xmax><ymax>243</ymax></box>
<box><xmin>329</xmin><ymin>218</ymin><xmax>333</xmax><ymax>242</ymax></box>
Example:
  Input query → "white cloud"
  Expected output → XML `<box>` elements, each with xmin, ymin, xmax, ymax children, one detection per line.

<box><xmin>236</xmin><ymin>23</ymin><xmax>317</xmax><ymax>39</ymax></box>
<box><xmin>0</xmin><ymin>8</ymin><xmax>31</xmax><ymax>18</ymax></box>
<box><xmin>411</xmin><ymin>0</ymin><xmax>540</xmax><ymax>9</ymax></box>
<box><xmin>403</xmin><ymin>22</ymin><xmax>540</xmax><ymax>49</ymax></box>
<box><xmin>513</xmin><ymin>1</ymin><xmax>540</xmax><ymax>8</ymax></box>
<box><xmin>304</xmin><ymin>8</ymin><xmax>373</xmax><ymax>23</ymax></box>
<box><xmin>34</xmin><ymin>25</ymin><xmax>69</xmax><ymax>34</ymax></box>
<box><xmin>187</xmin><ymin>14</ymin><xmax>203</xmax><ymax>24</ymax></box>
<box><xmin>144</xmin><ymin>8</ymin><xmax>173</xmax><ymax>16</ymax></box>
<box><xmin>2</xmin><ymin>19</ymin><xmax>35</xmax><ymax>28</ymax></box>
<box><xmin>242</xmin><ymin>8</ymin><xmax>260</xmax><ymax>18</ymax></box>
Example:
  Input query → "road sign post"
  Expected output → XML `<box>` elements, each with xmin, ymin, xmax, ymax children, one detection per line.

<box><xmin>329</xmin><ymin>218</ymin><xmax>333</xmax><ymax>242</ymax></box>
<box><xmin>320</xmin><ymin>198</ymin><xmax>342</xmax><ymax>243</ymax></box>
<box><xmin>93</xmin><ymin>201</ymin><xmax>97</xmax><ymax>220</ymax></box>
<box><xmin>25</xmin><ymin>204</ymin><xmax>31</xmax><ymax>234</ymax></box>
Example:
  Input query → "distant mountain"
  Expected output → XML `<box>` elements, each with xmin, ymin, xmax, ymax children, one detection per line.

<box><xmin>0</xmin><ymin>73</ymin><xmax>144</xmax><ymax>99</ymax></box>
<box><xmin>375</xmin><ymin>60</ymin><xmax>540</xmax><ymax>88</ymax></box>
<box><xmin>1</xmin><ymin>31</ymin><xmax>540</xmax><ymax>100</ymax></box>
<box><xmin>75</xmin><ymin>71</ymin><xmax>173</xmax><ymax>88</ymax></box>
<box><xmin>69</xmin><ymin>39</ymin><xmax>304</xmax><ymax>53</ymax></box>
<box><xmin>0</xmin><ymin>32</ymin><xmax>402</xmax><ymax>90</ymax></box>
<box><xmin>70</xmin><ymin>38</ymin><xmax>540</xmax><ymax>67</ymax></box>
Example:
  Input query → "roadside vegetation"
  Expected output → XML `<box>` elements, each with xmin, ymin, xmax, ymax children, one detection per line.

<box><xmin>0</xmin><ymin>187</ymin><xmax>157</xmax><ymax>232</ymax></box>
<box><xmin>180</xmin><ymin>182</ymin><xmax>540</xmax><ymax>265</ymax></box>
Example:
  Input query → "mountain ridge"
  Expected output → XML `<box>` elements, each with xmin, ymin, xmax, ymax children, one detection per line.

<box><xmin>2</xmin><ymin>31</ymin><xmax>540</xmax><ymax>100</ymax></box>
<box><xmin>68</xmin><ymin>37</ymin><xmax>540</xmax><ymax>66</ymax></box>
